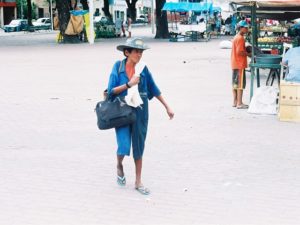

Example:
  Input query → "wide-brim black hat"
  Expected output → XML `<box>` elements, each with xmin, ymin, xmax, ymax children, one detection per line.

<box><xmin>117</xmin><ymin>37</ymin><xmax>149</xmax><ymax>51</ymax></box>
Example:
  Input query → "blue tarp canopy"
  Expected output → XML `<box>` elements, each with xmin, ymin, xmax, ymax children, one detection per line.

<box><xmin>162</xmin><ymin>2</ymin><xmax>213</xmax><ymax>13</ymax></box>
<box><xmin>70</xmin><ymin>10</ymin><xmax>88</xmax><ymax>16</ymax></box>
<box><xmin>213</xmin><ymin>7</ymin><xmax>222</xmax><ymax>13</ymax></box>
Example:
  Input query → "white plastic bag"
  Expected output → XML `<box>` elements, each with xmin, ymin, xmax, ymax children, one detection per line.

<box><xmin>248</xmin><ymin>86</ymin><xmax>279</xmax><ymax>115</ymax></box>
<box><xmin>219</xmin><ymin>40</ymin><xmax>232</xmax><ymax>49</ymax></box>
<box><xmin>125</xmin><ymin>62</ymin><xmax>145</xmax><ymax>108</ymax></box>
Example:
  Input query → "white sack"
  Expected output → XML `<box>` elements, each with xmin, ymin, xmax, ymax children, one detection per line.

<box><xmin>248</xmin><ymin>86</ymin><xmax>279</xmax><ymax>115</ymax></box>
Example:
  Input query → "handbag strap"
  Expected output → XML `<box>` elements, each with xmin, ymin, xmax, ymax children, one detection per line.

<box><xmin>104</xmin><ymin>60</ymin><xmax>123</xmax><ymax>99</ymax></box>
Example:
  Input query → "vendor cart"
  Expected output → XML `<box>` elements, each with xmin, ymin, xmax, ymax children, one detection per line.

<box><xmin>230</xmin><ymin>0</ymin><xmax>300</xmax><ymax>99</ymax></box>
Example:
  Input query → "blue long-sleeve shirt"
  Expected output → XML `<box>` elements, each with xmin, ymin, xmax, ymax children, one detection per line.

<box><xmin>283</xmin><ymin>47</ymin><xmax>300</xmax><ymax>83</ymax></box>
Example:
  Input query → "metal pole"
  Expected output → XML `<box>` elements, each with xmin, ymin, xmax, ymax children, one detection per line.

<box><xmin>250</xmin><ymin>2</ymin><xmax>257</xmax><ymax>100</ymax></box>
<box><xmin>89</xmin><ymin>0</ymin><xmax>95</xmax><ymax>44</ymax></box>
<box><xmin>50</xmin><ymin>0</ymin><xmax>53</xmax><ymax>30</ymax></box>
<box><xmin>151</xmin><ymin>0</ymin><xmax>154</xmax><ymax>34</ymax></box>
<box><xmin>205</xmin><ymin>0</ymin><xmax>208</xmax><ymax>34</ymax></box>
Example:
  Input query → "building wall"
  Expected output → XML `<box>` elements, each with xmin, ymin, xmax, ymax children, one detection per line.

<box><xmin>93</xmin><ymin>0</ymin><xmax>127</xmax><ymax>22</ymax></box>
<box><xmin>0</xmin><ymin>0</ymin><xmax>16</xmax><ymax>26</ymax></box>
<box><xmin>26</xmin><ymin>0</ymin><xmax>142</xmax><ymax>22</ymax></box>
<box><xmin>32</xmin><ymin>0</ymin><xmax>50</xmax><ymax>18</ymax></box>
<box><xmin>0</xmin><ymin>6</ymin><xmax>3</xmax><ymax>27</ymax></box>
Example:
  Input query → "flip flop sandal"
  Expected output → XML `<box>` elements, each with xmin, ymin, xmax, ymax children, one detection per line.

<box><xmin>117</xmin><ymin>175</ymin><xmax>126</xmax><ymax>186</ymax></box>
<box><xmin>135</xmin><ymin>186</ymin><xmax>150</xmax><ymax>195</ymax></box>
<box><xmin>237</xmin><ymin>104</ymin><xmax>249</xmax><ymax>109</ymax></box>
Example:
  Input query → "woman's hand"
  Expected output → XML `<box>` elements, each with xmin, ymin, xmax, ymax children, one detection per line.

<box><xmin>128</xmin><ymin>76</ymin><xmax>140</xmax><ymax>87</ymax></box>
<box><xmin>166</xmin><ymin>107</ymin><xmax>174</xmax><ymax>120</ymax></box>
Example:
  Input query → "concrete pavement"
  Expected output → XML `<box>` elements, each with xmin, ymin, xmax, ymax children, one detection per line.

<box><xmin>0</xmin><ymin>27</ymin><xmax>300</xmax><ymax>225</ymax></box>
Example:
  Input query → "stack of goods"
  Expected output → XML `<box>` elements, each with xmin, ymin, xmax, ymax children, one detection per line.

<box><xmin>257</xmin><ymin>37</ymin><xmax>295</xmax><ymax>54</ymax></box>
<box><xmin>258</xmin><ymin>37</ymin><xmax>293</xmax><ymax>43</ymax></box>
<box><xmin>279</xmin><ymin>81</ymin><xmax>300</xmax><ymax>122</ymax></box>
<box><xmin>260</xmin><ymin>26</ymin><xmax>288</xmax><ymax>33</ymax></box>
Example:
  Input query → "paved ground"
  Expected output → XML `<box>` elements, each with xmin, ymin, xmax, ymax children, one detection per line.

<box><xmin>1</xmin><ymin>27</ymin><xmax>300</xmax><ymax>225</ymax></box>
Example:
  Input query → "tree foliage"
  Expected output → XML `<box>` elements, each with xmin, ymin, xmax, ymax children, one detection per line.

<box><xmin>16</xmin><ymin>0</ymin><xmax>36</xmax><ymax>22</ymax></box>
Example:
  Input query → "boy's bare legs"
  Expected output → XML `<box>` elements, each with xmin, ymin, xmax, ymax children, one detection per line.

<box><xmin>134</xmin><ymin>158</ymin><xmax>149</xmax><ymax>194</ymax></box>
<box><xmin>117</xmin><ymin>155</ymin><xmax>125</xmax><ymax>177</ymax></box>
<box><xmin>237</xmin><ymin>89</ymin><xmax>248</xmax><ymax>109</ymax></box>
<box><xmin>237</xmin><ymin>89</ymin><xmax>243</xmax><ymax>106</ymax></box>
<box><xmin>134</xmin><ymin>158</ymin><xmax>142</xmax><ymax>187</ymax></box>
<box><xmin>232</xmin><ymin>89</ymin><xmax>237</xmax><ymax>107</ymax></box>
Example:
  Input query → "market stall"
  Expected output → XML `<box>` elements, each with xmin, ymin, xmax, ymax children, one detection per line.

<box><xmin>162</xmin><ymin>2</ymin><xmax>213</xmax><ymax>42</ymax></box>
<box><xmin>230</xmin><ymin>0</ymin><xmax>300</xmax><ymax>99</ymax></box>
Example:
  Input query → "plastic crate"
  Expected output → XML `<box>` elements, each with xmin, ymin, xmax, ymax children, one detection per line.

<box><xmin>258</xmin><ymin>42</ymin><xmax>283</xmax><ymax>54</ymax></box>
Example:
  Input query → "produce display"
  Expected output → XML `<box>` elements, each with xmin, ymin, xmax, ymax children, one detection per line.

<box><xmin>250</xmin><ymin>20</ymin><xmax>298</xmax><ymax>55</ymax></box>
<box><xmin>260</xmin><ymin>26</ymin><xmax>287</xmax><ymax>33</ymax></box>
<box><xmin>258</xmin><ymin>36</ymin><xmax>293</xmax><ymax>43</ymax></box>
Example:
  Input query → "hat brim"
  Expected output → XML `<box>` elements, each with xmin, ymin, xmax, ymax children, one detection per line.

<box><xmin>117</xmin><ymin>45</ymin><xmax>149</xmax><ymax>52</ymax></box>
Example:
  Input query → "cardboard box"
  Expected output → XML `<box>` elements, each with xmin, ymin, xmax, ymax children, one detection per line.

<box><xmin>279</xmin><ymin>81</ymin><xmax>300</xmax><ymax>122</ymax></box>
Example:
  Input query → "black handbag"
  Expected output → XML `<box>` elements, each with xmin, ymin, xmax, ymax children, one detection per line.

<box><xmin>95</xmin><ymin>96</ymin><xmax>136</xmax><ymax>130</ymax></box>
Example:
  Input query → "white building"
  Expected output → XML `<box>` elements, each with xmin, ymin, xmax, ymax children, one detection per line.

<box><xmin>33</xmin><ymin>0</ymin><xmax>51</xmax><ymax>18</ymax></box>
<box><xmin>30</xmin><ymin>0</ymin><xmax>150</xmax><ymax>23</ymax></box>
<box><xmin>94</xmin><ymin>0</ymin><xmax>127</xmax><ymax>22</ymax></box>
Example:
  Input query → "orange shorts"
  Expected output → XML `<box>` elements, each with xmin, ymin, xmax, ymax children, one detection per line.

<box><xmin>232</xmin><ymin>69</ymin><xmax>246</xmax><ymax>90</ymax></box>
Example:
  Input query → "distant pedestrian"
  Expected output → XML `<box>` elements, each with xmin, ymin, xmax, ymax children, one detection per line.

<box><xmin>231</xmin><ymin>20</ymin><xmax>251</xmax><ymax>109</ymax></box>
<box><xmin>224</xmin><ymin>15</ymin><xmax>232</xmax><ymax>35</ymax></box>
<box><xmin>115</xmin><ymin>17</ymin><xmax>122</xmax><ymax>37</ymax></box>
<box><xmin>127</xmin><ymin>17</ymin><xmax>132</xmax><ymax>38</ymax></box>
<box><xmin>106</xmin><ymin>38</ymin><xmax>174</xmax><ymax>195</ymax></box>
<box><xmin>121</xmin><ymin>18</ymin><xmax>126</xmax><ymax>37</ymax></box>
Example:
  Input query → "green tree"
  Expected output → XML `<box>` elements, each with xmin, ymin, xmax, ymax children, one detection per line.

<box><xmin>56</xmin><ymin>0</ymin><xmax>71</xmax><ymax>40</ymax></box>
<box><xmin>102</xmin><ymin>0</ymin><xmax>112</xmax><ymax>21</ymax></box>
<box><xmin>56</xmin><ymin>0</ymin><xmax>89</xmax><ymax>43</ymax></box>
<box><xmin>17</xmin><ymin>0</ymin><xmax>36</xmax><ymax>21</ymax></box>
<box><xmin>125</xmin><ymin>0</ymin><xmax>138</xmax><ymax>21</ymax></box>
<box><xmin>27</xmin><ymin>0</ymin><xmax>33</xmax><ymax>26</ymax></box>
<box><xmin>155</xmin><ymin>0</ymin><xmax>169</xmax><ymax>38</ymax></box>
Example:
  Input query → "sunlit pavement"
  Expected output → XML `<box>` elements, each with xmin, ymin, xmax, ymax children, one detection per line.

<box><xmin>1</xmin><ymin>26</ymin><xmax>300</xmax><ymax>225</ymax></box>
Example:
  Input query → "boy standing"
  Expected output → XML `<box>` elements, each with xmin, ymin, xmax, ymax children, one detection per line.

<box><xmin>231</xmin><ymin>20</ymin><xmax>250</xmax><ymax>109</ymax></box>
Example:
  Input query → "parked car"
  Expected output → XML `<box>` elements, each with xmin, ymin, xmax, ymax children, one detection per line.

<box><xmin>134</xmin><ymin>18</ymin><xmax>148</xmax><ymax>24</ymax></box>
<box><xmin>137</xmin><ymin>15</ymin><xmax>148</xmax><ymax>23</ymax></box>
<box><xmin>33</xmin><ymin>18</ymin><xmax>51</xmax><ymax>30</ymax></box>
<box><xmin>3</xmin><ymin>19</ymin><xmax>28</xmax><ymax>32</ymax></box>
<box><xmin>133</xmin><ymin>15</ymin><xmax>148</xmax><ymax>25</ymax></box>
<box><xmin>94</xmin><ymin>16</ymin><xmax>109</xmax><ymax>24</ymax></box>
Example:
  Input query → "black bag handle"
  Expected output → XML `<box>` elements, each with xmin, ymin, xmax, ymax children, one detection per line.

<box><xmin>103</xmin><ymin>60</ymin><xmax>123</xmax><ymax>100</ymax></box>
